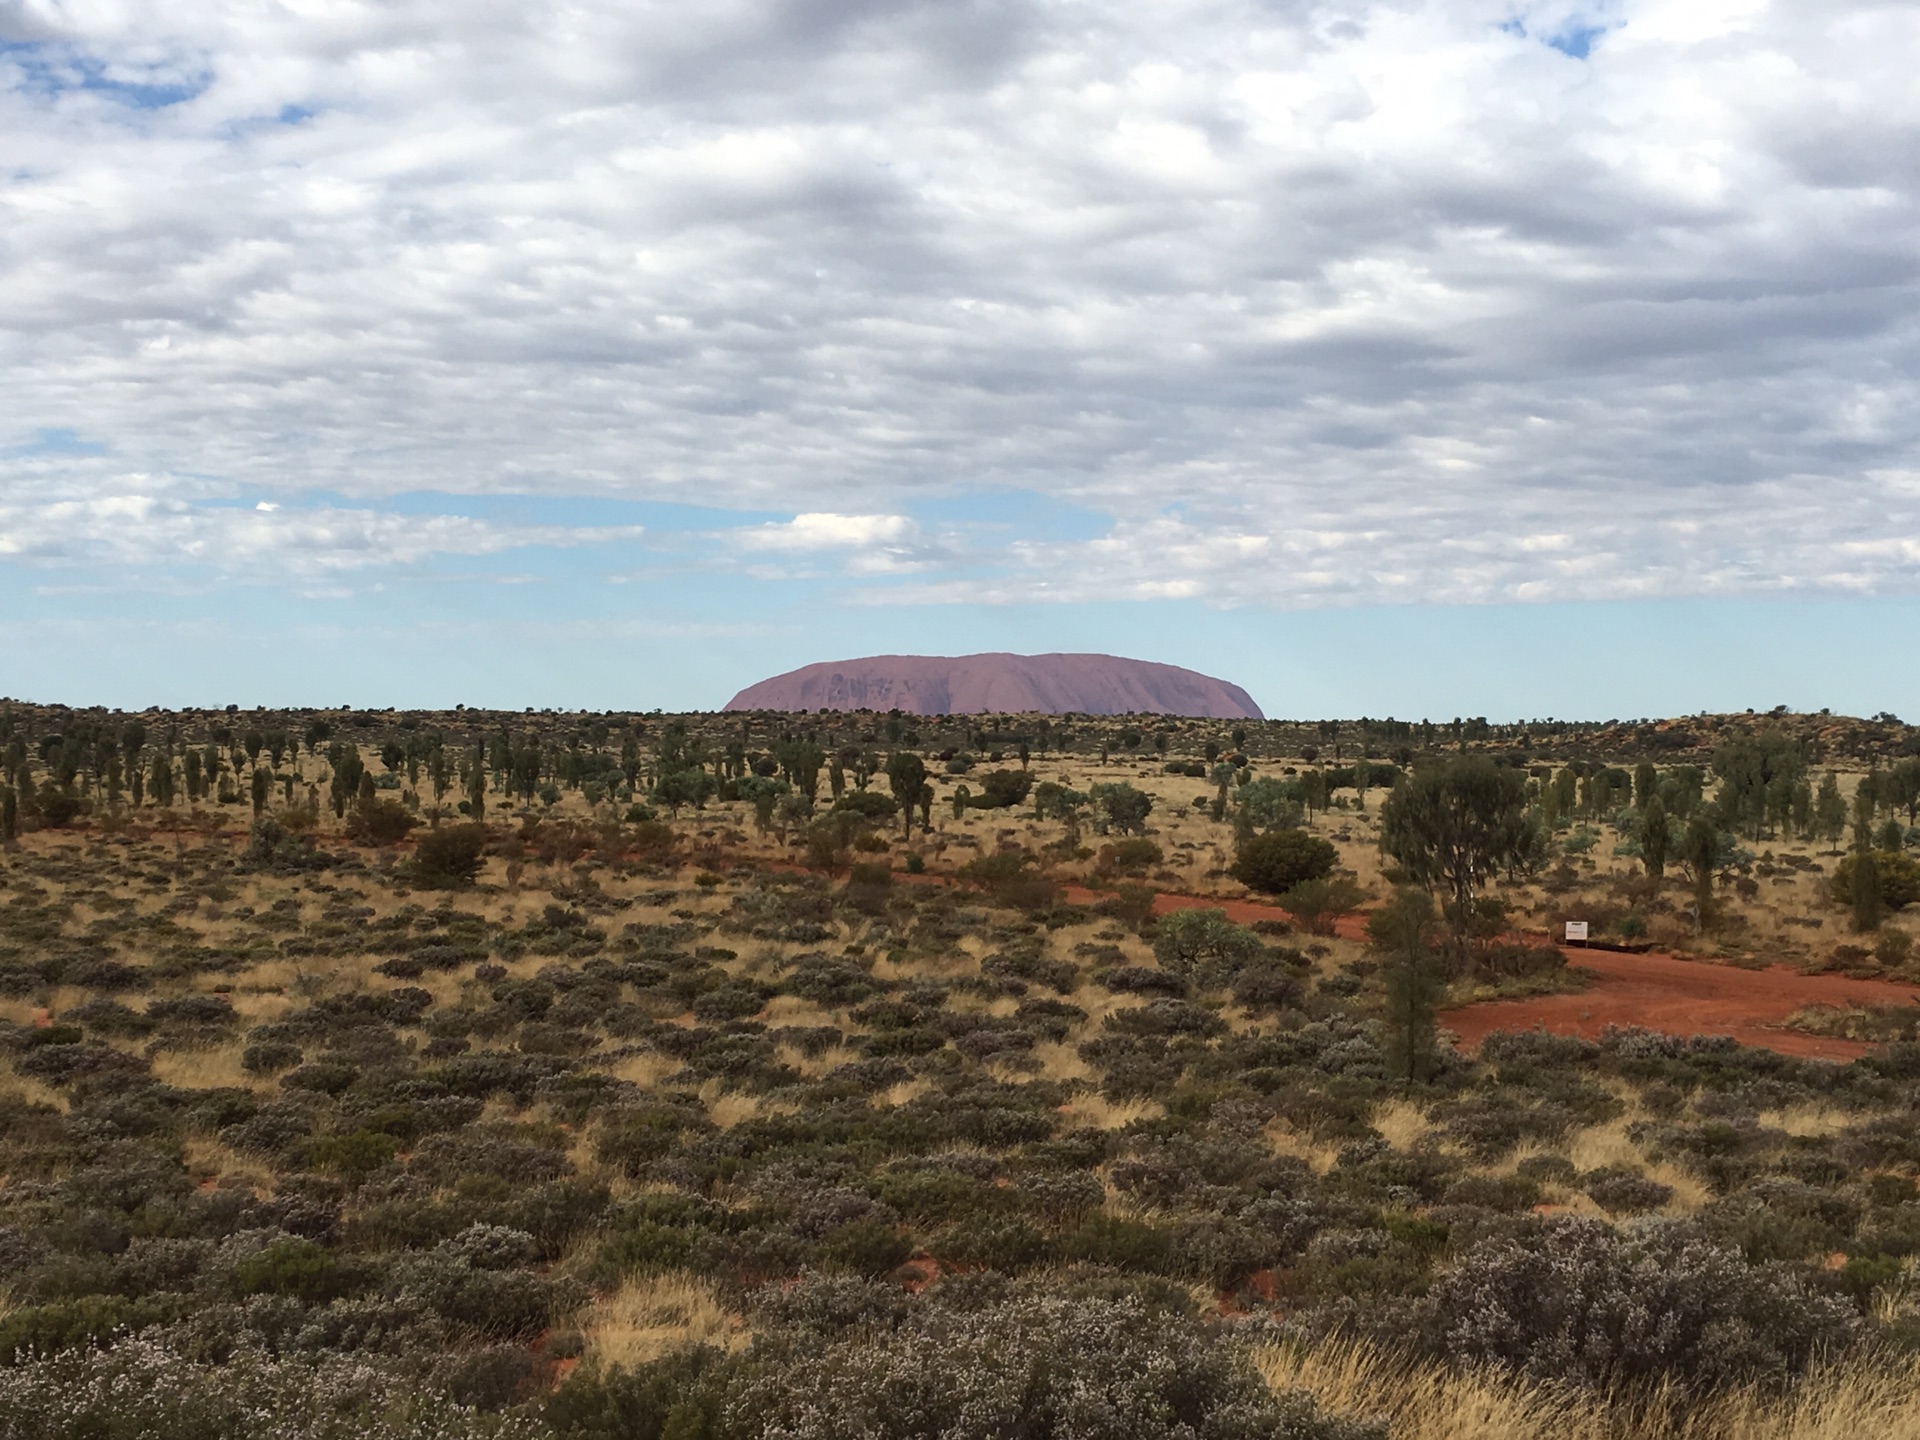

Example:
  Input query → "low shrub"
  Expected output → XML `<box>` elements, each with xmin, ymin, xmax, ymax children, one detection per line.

<box><xmin>1231</xmin><ymin>829</ymin><xmax>1337</xmax><ymax>895</ymax></box>
<box><xmin>1152</xmin><ymin>908</ymin><xmax>1263</xmax><ymax>985</ymax></box>
<box><xmin>0</xmin><ymin>1338</ymin><xmax>529</xmax><ymax>1439</ymax></box>
<box><xmin>1429</xmin><ymin>1216</ymin><xmax>1857</xmax><ymax>1394</ymax></box>
<box><xmin>414</xmin><ymin>825</ymin><xmax>488</xmax><ymax>888</ymax></box>
<box><xmin>727</xmin><ymin>1292</ymin><xmax>1378</xmax><ymax>1440</ymax></box>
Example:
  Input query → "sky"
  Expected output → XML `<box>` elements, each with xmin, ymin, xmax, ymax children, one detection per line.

<box><xmin>2</xmin><ymin>0</ymin><xmax>1918</xmax><ymax>720</ymax></box>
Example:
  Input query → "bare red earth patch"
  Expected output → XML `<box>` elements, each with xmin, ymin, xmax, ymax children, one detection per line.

<box><xmin>1437</xmin><ymin>949</ymin><xmax>1920</xmax><ymax>1062</ymax></box>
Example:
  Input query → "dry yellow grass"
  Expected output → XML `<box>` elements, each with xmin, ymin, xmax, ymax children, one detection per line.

<box><xmin>1688</xmin><ymin>1358</ymin><xmax>1920</xmax><ymax>1440</ymax></box>
<box><xmin>0</xmin><ymin>1070</ymin><xmax>71</xmax><ymax>1113</ymax></box>
<box><xmin>1758</xmin><ymin>1103</ymin><xmax>1852</xmax><ymax>1139</ymax></box>
<box><xmin>1027</xmin><ymin>1040</ymin><xmax>1095</xmax><ymax>1084</ymax></box>
<box><xmin>1565</xmin><ymin>1117</ymin><xmax>1642</xmax><ymax>1173</ymax></box>
<box><xmin>774</xmin><ymin>1041</ymin><xmax>862</xmax><ymax>1078</ymax></box>
<box><xmin>1264</xmin><ymin>1119</ymin><xmax>1342</xmax><ymax>1174</ymax></box>
<box><xmin>1564</xmin><ymin>1117</ymin><xmax>1710</xmax><ymax>1213</ymax></box>
<box><xmin>699</xmin><ymin>1083</ymin><xmax>796</xmax><ymax>1129</ymax></box>
<box><xmin>761</xmin><ymin>994</ymin><xmax>840</xmax><ymax>1028</ymax></box>
<box><xmin>1064</xmin><ymin>985</ymin><xmax>1145</xmax><ymax>1029</ymax></box>
<box><xmin>181</xmin><ymin>1134</ymin><xmax>274</xmax><ymax>1193</ymax></box>
<box><xmin>607</xmin><ymin>1051</ymin><xmax>685</xmax><ymax>1091</ymax></box>
<box><xmin>1372</xmin><ymin>1098</ymin><xmax>1435</xmax><ymax>1151</ymax></box>
<box><xmin>578</xmin><ymin>1272</ymin><xmax>746</xmax><ymax>1370</ymax></box>
<box><xmin>149</xmin><ymin>1041</ymin><xmax>271</xmax><ymax>1093</ymax></box>
<box><xmin>1258</xmin><ymin>1336</ymin><xmax>1601</xmax><ymax>1440</ymax></box>
<box><xmin>226</xmin><ymin>984</ymin><xmax>298</xmax><ymax>1023</ymax></box>
<box><xmin>1059</xmin><ymin>1090</ymin><xmax>1163</xmax><ymax>1130</ymax></box>
<box><xmin>873</xmin><ymin>1077</ymin><xmax>934</xmax><ymax>1108</ymax></box>
<box><xmin>1258</xmin><ymin>1336</ymin><xmax>1920</xmax><ymax>1440</ymax></box>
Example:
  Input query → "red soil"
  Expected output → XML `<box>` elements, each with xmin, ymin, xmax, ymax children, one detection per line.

<box><xmin>1068</xmin><ymin>882</ymin><xmax>1919</xmax><ymax>1063</ymax></box>
<box><xmin>1436</xmin><ymin>949</ymin><xmax>1920</xmax><ymax>1063</ymax></box>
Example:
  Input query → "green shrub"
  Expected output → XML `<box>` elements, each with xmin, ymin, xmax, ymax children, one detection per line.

<box><xmin>310</xmin><ymin>1129</ymin><xmax>400</xmax><ymax>1183</ymax></box>
<box><xmin>0</xmin><ymin>1338</ymin><xmax>531</xmax><ymax>1439</ymax></box>
<box><xmin>0</xmin><ymin>1295</ymin><xmax>184</xmax><ymax>1362</ymax></box>
<box><xmin>1088</xmin><ymin>783</ymin><xmax>1153</xmax><ymax>835</ymax></box>
<box><xmin>235</xmin><ymin>1239</ymin><xmax>346</xmax><ymax>1304</ymax></box>
<box><xmin>1831</xmin><ymin>850</ymin><xmax>1920</xmax><ymax>909</ymax></box>
<box><xmin>969</xmin><ymin>770</ymin><xmax>1035</xmax><ymax>810</ymax></box>
<box><xmin>1098</xmin><ymin>838</ymin><xmax>1162</xmax><ymax>876</ymax></box>
<box><xmin>1231</xmin><ymin>829</ymin><xmax>1336</xmax><ymax>895</ymax></box>
<box><xmin>347</xmin><ymin>799</ymin><xmax>416</xmax><ymax>845</ymax></box>
<box><xmin>1152</xmin><ymin>907</ymin><xmax>1263</xmax><ymax>984</ymax></box>
<box><xmin>1278</xmin><ymin>877</ymin><xmax>1367</xmax><ymax>936</ymax></box>
<box><xmin>1430</xmin><ymin>1217</ymin><xmax>1857</xmax><ymax>1394</ymax></box>
<box><xmin>819</xmin><ymin>1218</ymin><xmax>915</xmax><ymax>1278</ymax></box>
<box><xmin>414</xmin><ymin>824</ymin><xmax>488</xmax><ymax>888</ymax></box>
<box><xmin>728</xmin><ymin>1293</ymin><xmax>1379</xmax><ymax>1440</ymax></box>
<box><xmin>833</xmin><ymin>792</ymin><xmax>899</xmax><ymax>820</ymax></box>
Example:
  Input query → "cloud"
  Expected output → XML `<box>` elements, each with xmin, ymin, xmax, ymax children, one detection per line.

<box><xmin>0</xmin><ymin>495</ymin><xmax>642</xmax><ymax>579</ymax></box>
<box><xmin>1</xmin><ymin>1</ymin><xmax>1918</xmax><ymax>610</ymax></box>
<box><xmin>733</xmin><ymin>512</ymin><xmax>918</xmax><ymax>551</ymax></box>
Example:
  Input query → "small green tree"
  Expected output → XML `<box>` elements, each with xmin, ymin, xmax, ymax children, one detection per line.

<box><xmin>1089</xmin><ymin>782</ymin><xmax>1153</xmax><ymax>835</ymax></box>
<box><xmin>1831</xmin><ymin>850</ymin><xmax>1920</xmax><ymax>910</ymax></box>
<box><xmin>1892</xmin><ymin>757</ymin><xmax>1920</xmax><ymax>827</ymax></box>
<box><xmin>1634</xmin><ymin>762</ymin><xmax>1658</xmax><ymax>809</ymax></box>
<box><xmin>886</xmin><ymin>750</ymin><xmax>928</xmax><ymax>841</ymax></box>
<box><xmin>464</xmin><ymin>746</ymin><xmax>486</xmax><ymax>820</ymax></box>
<box><xmin>1370</xmin><ymin>886</ymin><xmax>1443</xmax><ymax>1086</ymax></box>
<box><xmin>1152</xmin><ymin>907</ymin><xmax>1262</xmax><ymax>985</ymax></box>
<box><xmin>1678</xmin><ymin>816</ymin><xmax>1724</xmax><ymax>931</ymax></box>
<box><xmin>1640</xmin><ymin>794</ymin><xmax>1669</xmax><ymax>880</ymax></box>
<box><xmin>1853</xmin><ymin>774</ymin><xmax>1880</xmax><ymax>853</ymax></box>
<box><xmin>1280</xmin><ymin>875</ymin><xmax>1367</xmax><ymax>936</ymax></box>
<box><xmin>414</xmin><ymin>822</ymin><xmax>487</xmax><ymax>887</ymax></box>
<box><xmin>1814</xmin><ymin>772</ymin><xmax>1846</xmax><ymax>852</ymax></box>
<box><xmin>1852</xmin><ymin>851</ymin><xmax>1884</xmax><ymax>933</ymax></box>
<box><xmin>1379</xmin><ymin>757</ymin><xmax>1537</xmax><ymax>970</ymax></box>
<box><xmin>1230</xmin><ymin>828</ymin><xmax>1336</xmax><ymax>895</ymax></box>
<box><xmin>654</xmin><ymin>768</ymin><xmax>714</xmax><ymax>815</ymax></box>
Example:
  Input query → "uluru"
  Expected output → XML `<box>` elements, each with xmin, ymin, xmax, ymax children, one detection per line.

<box><xmin>724</xmin><ymin>653</ymin><xmax>1264</xmax><ymax>719</ymax></box>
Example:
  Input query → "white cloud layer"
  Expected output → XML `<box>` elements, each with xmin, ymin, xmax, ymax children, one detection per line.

<box><xmin>733</xmin><ymin>513</ymin><xmax>918</xmax><ymax>551</ymax></box>
<box><xmin>0</xmin><ymin>494</ymin><xmax>640</xmax><ymax>579</ymax></box>
<box><xmin>3</xmin><ymin>0</ymin><xmax>1919</xmax><ymax>606</ymax></box>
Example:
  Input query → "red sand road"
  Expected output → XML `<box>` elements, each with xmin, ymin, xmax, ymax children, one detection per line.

<box><xmin>1064</xmin><ymin>883</ymin><xmax>1920</xmax><ymax>1062</ymax></box>
<box><xmin>1436</xmin><ymin>950</ymin><xmax>1920</xmax><ymax>1062</ymax></box>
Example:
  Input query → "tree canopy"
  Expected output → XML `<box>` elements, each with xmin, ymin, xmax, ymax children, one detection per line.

<box><xmin>1379</xmin><ymin>756</ymin><xmax>1537</xmax><ymax>962</ymax></box>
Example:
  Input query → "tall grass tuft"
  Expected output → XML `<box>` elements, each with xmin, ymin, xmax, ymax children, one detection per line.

<box><xmin>1255</xmin><ymin>1335</ymin><xmax>1920</xmax><ymax>1440</ymax></box>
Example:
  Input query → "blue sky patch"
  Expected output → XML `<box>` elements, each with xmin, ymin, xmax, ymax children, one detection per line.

<box><xmin>5</xmin><ymin>427</ymin><xmax>107</xmax><ymax>458</ymax></box>
<box><xmin>2</xmin><ymin>40</ymin><xmax>208</xmax><ymax>109</ymax></box>
<box><xmin>1499</xmin><ymin>14</ymin><xmax>1615</xmax><ymax>60</ymax></box>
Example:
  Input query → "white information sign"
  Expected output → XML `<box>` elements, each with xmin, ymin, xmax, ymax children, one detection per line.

<box><xmin>1564</xmin><ymin>921</ymin><xmax>1589</xmax><ymax>943</ymax></box>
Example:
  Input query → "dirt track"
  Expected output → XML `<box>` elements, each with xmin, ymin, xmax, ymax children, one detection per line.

<box><xmin>1435</xmin><ymin>949</ymin><xmax>1920</xmax><ymax>1062</ymax></box>
<box><xmin>1065</xmin><ymin>883</ymin><xmax>1920</xmax><ymax>1063</ymax></box>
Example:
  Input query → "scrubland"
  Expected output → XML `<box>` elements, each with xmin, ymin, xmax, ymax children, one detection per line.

<box><xmin>2</xmin><ymin>702</ymin><xmax>1919</xmax><ymax>1439</ymax></box>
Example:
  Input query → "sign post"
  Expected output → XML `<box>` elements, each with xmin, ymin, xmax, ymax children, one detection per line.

<box><xmin>1564</xmin><ymin>921</ymin><xmax>1589</xmax><ymax>946</ymax></box>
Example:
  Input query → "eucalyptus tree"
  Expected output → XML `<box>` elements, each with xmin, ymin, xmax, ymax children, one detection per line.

<box><xmin>1380</xmin><ymin>756</ymin><xmax>1537</xmax><ymax>970</ymax></box>
<box><xmin>886</xmin><ymin>750</ymin><xmax>928</xmax><ymax>840</ymax></box>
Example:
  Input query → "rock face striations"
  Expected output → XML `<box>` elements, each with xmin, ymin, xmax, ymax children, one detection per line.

<box><xmin>724</xmin><ymin>653</ymin><xmax>1263</xmax><ymax>719</ymax></box>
